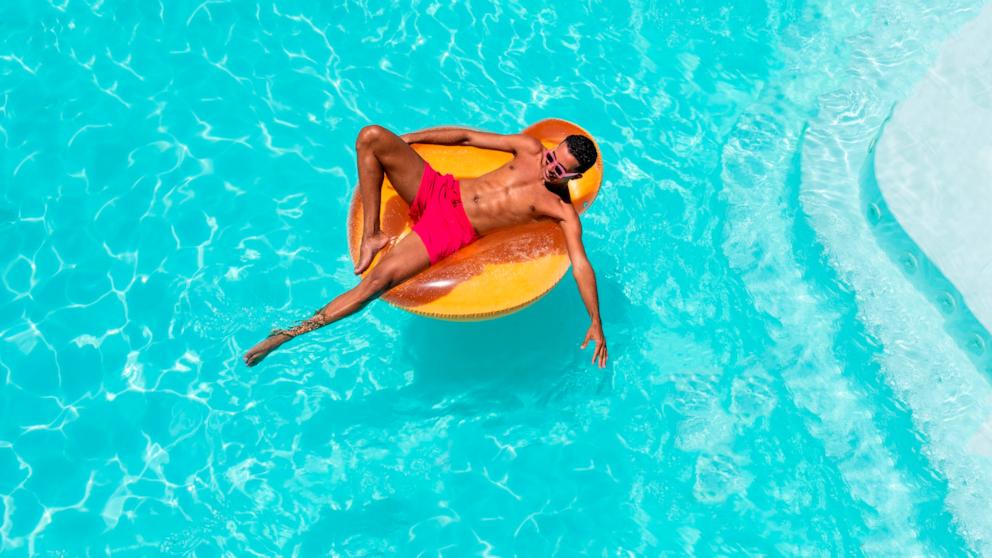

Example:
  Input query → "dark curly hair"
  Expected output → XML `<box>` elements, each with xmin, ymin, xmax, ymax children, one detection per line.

<box><xmin>564</xmin><ymin>134</ymin><xmax>598</xmax><ymax>174</ymax></box>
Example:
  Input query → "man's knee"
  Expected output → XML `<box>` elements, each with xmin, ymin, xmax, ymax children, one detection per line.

<box><xmin>364</xmin><ymin>263</ymin><xmax>398</xmax><ymax>293</ymax></box>
<box><xmin>356</xmin><ymin>125</ymin><xmax>389</xmax><ymax>150</ymax></box>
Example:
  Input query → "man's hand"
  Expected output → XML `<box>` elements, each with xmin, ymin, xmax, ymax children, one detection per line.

<box><xmin>581</xmin><ymin>322</ymin><xmax>608</xmax><ymax>368</ymax></box>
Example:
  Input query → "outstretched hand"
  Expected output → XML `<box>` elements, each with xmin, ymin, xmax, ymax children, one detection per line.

<box><xmin>581</xmin><ymin>322</ymin><xmax>608</xmax><ymax>368</ymax></box>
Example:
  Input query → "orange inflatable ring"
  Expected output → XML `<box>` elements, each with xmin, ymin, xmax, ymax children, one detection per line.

<box><xmin>347</xmin><ymin>118</ymin><xmax>603</xmax><ymax>321</ymax></box>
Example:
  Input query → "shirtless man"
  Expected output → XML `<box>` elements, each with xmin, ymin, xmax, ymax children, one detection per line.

<box><xmin>242</xmin><ymin>125</ymin><xmax>608</xmax><ymax>368</ymax></box>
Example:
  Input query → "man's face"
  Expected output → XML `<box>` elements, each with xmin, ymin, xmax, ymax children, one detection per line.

<box><xmin>543</xmin><ymin>143</ymin><xmax>582</xmax><ymax>184</ymax></box>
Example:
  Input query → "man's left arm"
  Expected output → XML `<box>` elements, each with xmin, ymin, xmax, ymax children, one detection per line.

<box><xmin>545</xmin><ymin>198</ymin><xmax>608</xmax><ymax>368</ymax></box>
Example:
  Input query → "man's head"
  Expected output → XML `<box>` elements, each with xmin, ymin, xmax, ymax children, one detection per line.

<box><xmin>543</xmin><ymin>134</ymin><xmax>598</xmax><ymax>184</ymax></box>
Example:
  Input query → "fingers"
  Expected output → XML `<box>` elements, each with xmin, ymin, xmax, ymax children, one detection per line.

<box><xmin>587</xmin><ymin>342</ymin><xmax>607</xmax><ymax>368</ymax></box>
<box><xmin>582</xmin><ymin>336</ymin><xmax>608</xmax><ymax>368</ymax></box>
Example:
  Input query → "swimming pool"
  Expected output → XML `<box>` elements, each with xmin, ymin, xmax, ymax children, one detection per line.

<box><xmin>2</xmin><ymin>0</ymin><xmax>991</xmax><ymax>555</ymax></box>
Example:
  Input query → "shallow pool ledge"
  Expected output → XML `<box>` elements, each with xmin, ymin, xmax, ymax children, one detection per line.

<box><xmin>876</xmin><ymin>3</ymin><xmax>992</xmax><ymax>333</ymax></box>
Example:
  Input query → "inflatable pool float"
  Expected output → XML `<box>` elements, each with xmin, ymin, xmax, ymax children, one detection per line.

<box><xmin>347</xmin><ymin>118</ymin><xmax>603</xmax><ymax>321</ymax></box>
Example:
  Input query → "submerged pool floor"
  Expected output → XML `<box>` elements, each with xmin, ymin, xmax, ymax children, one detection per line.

<box><xmin>876</xmin><ymin>3</ymin><xmax>992</xmax><ymax>335</ymax></box>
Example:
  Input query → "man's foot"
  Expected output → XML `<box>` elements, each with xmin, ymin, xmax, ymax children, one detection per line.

<box><xmin>243</xmin><ymin>333</ymin><xmax>288</xmax><ymax>367</ymax></box>
<box><xmin>354</xmin><ymin>232</ymin><xmax>392</xmax><ymax>274</ymax></box>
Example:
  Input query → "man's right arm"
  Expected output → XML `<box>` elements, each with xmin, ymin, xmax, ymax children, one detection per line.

<box><xmin>401</xmin><ymin>127</ymin><xmax>541</xmax><ymax>154</ymax></box>
<box><xmin>536</xmin><ymin>197</ymin><xmax>608</xmax><ymax>368</ymax></box>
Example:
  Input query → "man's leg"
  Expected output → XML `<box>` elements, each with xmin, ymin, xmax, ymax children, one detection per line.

<box><xmin>243</xmin><ymin>233</ymin><xmax>430</xmax><ymax>367</ymax></box>
<box><xmin>354</xmin><ymin>125</ymin><xmax>429</xmax><ymax>274</ymax></box>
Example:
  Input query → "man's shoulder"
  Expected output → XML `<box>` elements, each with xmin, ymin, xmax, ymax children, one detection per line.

<box><xmin>531</xmin><ymin>190</ymin><xmax>577</xmax><ymax>221</ymax></box>
<box><xmin>508</xmin><ymin>135</ymin><xmax>542</xmax><ymax>154</ymax></box>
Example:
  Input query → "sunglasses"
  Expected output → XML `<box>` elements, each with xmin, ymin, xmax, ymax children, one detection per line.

<box><xmin>545</xmin><ymin>150</ymin><xmax>581</xmax><ymax>181</ymax></box>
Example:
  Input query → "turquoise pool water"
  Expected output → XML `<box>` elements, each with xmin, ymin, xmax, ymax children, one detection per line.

<box><xmin>3</xmin><ymin>0</ymin><xmax>992</xmax><ymax>555</ymax></box>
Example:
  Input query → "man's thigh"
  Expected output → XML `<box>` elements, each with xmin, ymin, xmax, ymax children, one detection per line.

<box><xmin>369</xmin><ymin>127</ymin><xmax>426</xmax><ymax>205</ymax></box>
<box><xmin>373</xmin><ymin>231</ymin><xmax>431</xmax><ymax>288</ymax></box>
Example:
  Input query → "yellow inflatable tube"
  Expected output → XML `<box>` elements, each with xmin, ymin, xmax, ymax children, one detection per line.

<box><xmin>347</xmin><ymin>118</ymin><xmax>603</xmax><ymax>321</ymax></box>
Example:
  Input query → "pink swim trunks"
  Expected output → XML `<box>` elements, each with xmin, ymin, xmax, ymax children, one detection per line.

<box><xmin>409</xmin><ymin>162</ymin><xmax>479</xmax><ymax>265</ymax></box>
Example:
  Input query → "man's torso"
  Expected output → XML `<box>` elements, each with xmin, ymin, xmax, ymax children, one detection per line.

<box><xmin>458</xmin><ymin>149</ymin><xmax>564</xmax><ymax>235</ymax></box>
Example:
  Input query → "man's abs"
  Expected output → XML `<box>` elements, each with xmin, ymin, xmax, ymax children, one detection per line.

<box><xmin>460</xmin><ymin>180</ymin><xmax>551</xmax><ymax>235</ymax></box>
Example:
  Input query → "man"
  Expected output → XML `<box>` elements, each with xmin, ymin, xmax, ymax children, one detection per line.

<box><xmin>243</xmin><ymin>125</ymin><xmax>608</xmax><ymax>368</ymax></box>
